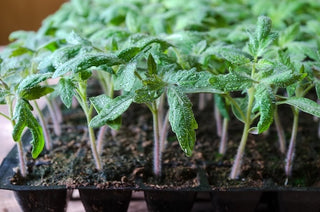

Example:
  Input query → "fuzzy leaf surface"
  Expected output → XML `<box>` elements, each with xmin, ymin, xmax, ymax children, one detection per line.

<box><xmin>12</xmin><ymin>99</ymin><xmax>44</xmax><ymax>158</ymax></box>
<box><xmin>57</xmin><ymin>78</ymin><xmax>75</xmax><ymax>108</ymax></box>
<box><xmin>53</xmin><ymin>53</ymin><xmax>122</xmax><ymax>77</ymax></box>
<box><xmin>90</xmin><ymin>93</ymin><xmax>133</xmax><ymax>128</ymax></box>
<box><xmin>114</xmin><ymin>62</ymin><xmax>137</xmax><ymax>91</ymax></box>
<box><xmin>214</xmin><ymin>94</ymin><xmax>230</xmax><ymax>120</ymax></box>
<box><xmin>279</xmin><ymin>97</ymin><xmax>320</xmax><ymax>117</ymax></box>
<box><xmin>165</xmin><ymin>69</ymin><xmax>221</xmax><ymax>94</ymax></box>
<box><xmin>134</xmin><ymin>76</ymin><xmax>166</xmax><ymax>103</ymax></box>
<box><xmin>216</xmin><ymin>47</ymin><xmax>252</xmax><ymax>65</ymax></box>
<box><xmin>260</xmin><ymin>70</ymin><xmax>306</xmax><ymax>87</ymax></box>
<box><xmin>18</xmin><ymin>73</ymin><xmax>52</xmax><ymax>92</ymax></box>
<box><xmin>209</xmin><ymin>72</ymin><xmax>254</xmax><ymax>92</ymax></box>
<box><xmin>254</xmin><ymin>85</ymin><xmax>275</xmax><ymax>133</ymax></box>
<box><xmin>90</xmin><ymin>94</ymin><xmax>122</xmax><ymax>130</ymax></box>
<box><xmin>20</xmin><ymin>86</ymin><xmax>54</xmax><ymax>100</ymax></box>
<box><xmin>167</xmin><ymin>86</ymin><xmax>198</xmax><ymax>156</ymax></box>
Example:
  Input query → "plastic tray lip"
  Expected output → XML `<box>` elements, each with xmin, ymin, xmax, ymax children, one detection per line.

<box><xmin>2</xmin><ymin>136</ymin><xmax>320</xmax><ymax>192</ymax></box>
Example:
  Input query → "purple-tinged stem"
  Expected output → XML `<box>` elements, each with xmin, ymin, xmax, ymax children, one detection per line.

<box><xmin>219</xmin><ymin>118</ymin><xmax>229</xmax><ymax>155</ymax></box>
<box><xmin>160</xmin><ymin>111</ymin><xmax>169</xmax><ymax>152</ymax></box>
<box><xmin>274</xmin><ymin>107</ymin><xmax>286</xmax><ymax>154</ymax></box>
<box><xmin>229</xmin><ymin>120</ymin><xmax>250</xmax><ymax>179</ymax></box>
<box><xmin>45</xmin><ymin>97</ymin><xmax>61</xmax><ymax>136</ymax></box>
<box><xmin>52</xmin><ymin>98</ymin><xmax>63</xmax><ymax>124</ymax></box>
<box><xmin>97</xmin><ymin>125</ymin><xmax>108</xmax><ymax>155</ymax></box>
<box><xmin>198</xmin><ymin>93</ymin><xmax>206</xmax><ymax>111</ymax></box>
<box><xmin>152</xmin><ymin>105</ymin><xmax>161</xmax><ymax>177</ymax></box>
<box><xmin>230</xmin><ymin>87</ymin><xmax>255</xmax><ymax>179</ymax></box>
<box><xmin>214</xmin><ymin>104</ymin><xmax>222</xmax><ymax>137</ymax></box>
<box><xmin>76</xmin><ymin>81</ymin><xmax>102</xmax><ymax>170</ymax></box>
<box><xmin>285</xmin><ymin>109</ymin><xmax>299</xmax><ymax>177</ymax></box>
<box><xmin>17</xmin><ymin>140</ymin><xmax>27</xmax><ymax>177</ymax></box>
<box><xmin>34</xmin><ymin>101</ymin><xmax>52</xmax><ymax>151</ymax></box>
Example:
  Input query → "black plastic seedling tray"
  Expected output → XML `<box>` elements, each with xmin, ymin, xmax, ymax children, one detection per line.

<box><xmin>1</xmin><ymin>132</ymin><xmax>320</xmax><ymax>212</ymax></box>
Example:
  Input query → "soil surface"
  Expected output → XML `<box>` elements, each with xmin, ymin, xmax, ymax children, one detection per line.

<box><xmin>10</xmin><ymin>92</ymin><xmax>320</xmax><ymax>190</ymax></box>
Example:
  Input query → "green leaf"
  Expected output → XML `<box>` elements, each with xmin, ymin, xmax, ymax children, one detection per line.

<box><xmin>117</xmin><ymin>47</ymin><xmax>141</xmax><ymax>63</ymax></box>
<box><xmin>167</xmin><ymin>87</ymin><xmax>198</xmax><ymax>156</ymax></box>
<box><xmin>214</xmin><ymin>94</ymin><xmax>230</xmax><ymax>120</ymax></box>
<box><xmin>138</xmin><ymin>37</ymin><xmax>172</xmax><ymax>51</ymax></box>
<box><xmin>260</xmin><ymin>32</ymin><xmax>278</xmax><ymax>51</ymax></box>
<box><xmin>193</xmin><ymin>40</ymin><xmax>207</xmax><ymax>55</ymax></box>
<box><xmin>49</xmin><ymin>44</ymin><xmax>82</xmax><ymax>69</ymax></box>
<box><xmin>90</xmin><ymin>94</ymin><xmax>122</xmax><ymax>130</ymax></box>
<box><xmin>166</xmin><ymin>31</ymin><xmax>203</xmax><ymax>54</ymax></box>
<box><xmin>71</xmin><ymin>0</ymin><xmax>90</xmax><ymax>16</ymax></box>
<box><xmin>10</xmin><ymin>47</ymin><xmax>34</xmax><ymax>57</ymax></box>
<box><xmin>209</xmin><ymin>72</ymin><xmax>254</xmax><ymax>92</ymax></box>
<box><xmin>114</xmin><ymin>62</ymin><xmax>137</xmax><ymax>92</ymax></box>
<box><xmin>216</xmin><ymin>47</ymin><xmax>252</xmax><ymax>65</ymax></box>
<box><xmin>165</xmin><ymin>69</ymin><xmax>221</xmax><ymax>94</ymax></box>
<box><xmin>278</xmin><ymin>23</ymin><xmax>300</xmax><ymax>47</ymax></box>
<box><xmin>248</xmin><ymin>16</ymin><xmax>277</xmax><ymax>57</ymax></box>
<box><xmin>66</xmin><ymin>31</ymin><xmax>91</xmax><ymax>46</ymax></box>
<box><xmin>254</xmin><ymin>85</ymin><xmax>275</xmax><ymax>133</ymax></box>
<box><xmin>261</xmin><ymin>70</ymin><xmax>306</xmax><ymax>87</ymax></box>
<box><xmin>279</xmin><ymin>97</ymin><xmax>320</xmax><ymax>117</ymax></box>
<box><xmin>231</xmin><ymin>97</ymin><xmax>247</xmax><ymax>123</ymax></box>
<box><xmin>90</xmin><ymin>94</ymin><xmax>112</xmax><ymax>113</ymax></box>
<box><xmin>53</xmin><ymin>53</ymin><xmax>121</xmax><ymax>77</ymax></box>
<box><xmin>106</xmin><ymin>116</ymin><xmax>122</xmax><ymax>130</ymax></box>
<box><xmin>147</xmin><ymin>54</ymin><xmax>157</xmax><ymax>75</ymax></box>
<box><xmin>90</xmin><ymin>94</ymin><xmax>133</xmax><ymax>128</ymax></box>
<box><xmin>0</xmin><ymin>90</ymin><xmax>7</xmax><ymax>104</ymax></box>
<box><xmin>57</xmin><ymin>78</ymin><xmax>75</xmax><ymax>108</ymax></box>
<box><xmin>125</xmin><ymin>11</ymin><xmax>140</xmax><ymax>33</ymax></box>
<box><xmin>134</xmin><ymin>87</ymin><xmax>164</xmax><ymax>104</ymax></box>
<box><xmin>134</xmin><ymin>75</ymin><xmax>166</xmax><ymax>103</ymax></box>
<box><xmin>256</xmin><ymin>16</ymin><xmax>272</xmax><ymax>42</ymax></box>
<box><xmin>12</xmin><ymin>99</ymin><xmax>44</xmax><ymax>158</ymax></box>
<box><xmin>18</xmin><ymin>73</ymin><xmax>52</xmax><ymax>92</ymax></box>
<box><xmin>79</xmin><ymin>70</ymin><xmax>92</xmax><ymax>81</ymax></box>
<box><xmin>20</xmin><ymin>86</ymin><xmax>54</xmax><ymax>100</ymax></box>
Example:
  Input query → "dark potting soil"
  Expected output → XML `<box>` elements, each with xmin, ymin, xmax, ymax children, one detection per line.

<box><xmin>10</xmin><ymin>102</ymin><xmax>199</xmax><ymax>189</ymax></box>
<box><xmin>10</xmin><ymin>93</ymin><xmax>320</xmax><ymax>190</ymax></box>
<box><xmin>195</xmin><ymin>96</ymin><xmax>320</xmax><ymax>189</ymax></box>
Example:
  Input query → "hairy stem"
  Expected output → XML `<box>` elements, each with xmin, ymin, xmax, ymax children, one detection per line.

<box><xmin>45</xmin><ymin>96</ymin><xmax>61</xmax><ymax>136</ymax></box>
<box><xmin>198</xmin><ymin>93</ymin><xmax>206</xmax><ymax>111</ymax></box>
<box><xmin>151</xmin><ymin>103</ymin><xmax>161</xmax><ymax>177</ymax></box>
<box><xmin>34</xmin><ymin>101</ymin><xmax>52</xmax><ymax>151</ymax></box>
<box><xmin>274</xmin><ymin>107</ymin><xmax>286</xmax><ymax>154</ymax></box>
<box><xmin>76</xmin><ymin>81</ymin><xmax>102</xmax><ymax>170</ymax></box>
<box><xmin>219</xmin><ymin>118</ymin><xmax>229</xmax><ymax>155</ymax></box>
<box><xmin>160</xmin><ymin>111</ymin><xmax>169</xmax><ymax>152</ymax></box>
<box><xmin>214</xmin><ymin>103</ymin><xmax>222</xmax><ymax>137</ymax></box>
<box><xmin>230</xmin><ymin>87</ymin><xmax>255</xmax><ymax>179</ymax></box>
<box><xmin>285</xmin><ymin>108</ymin><xmax>299</xmax><ymax>177</ymax></box>
<box><xmin>97</xmin><ymin>125</ymin><xmax>108</xmax><ymax>155</ymax></box>
<box><xmin>17</xmin><ymin>139</ymin><xmax>27</xmax><ymax>177</ymax></box>
<box><xmin>88</xmin><ymin>122</ymin><xmax>102</xmax><ymax>170</ymax></box>
<box><xmin>52</xmin><ymin>99</ymin><xmax>63</xmax><ymax>124</ymax></box>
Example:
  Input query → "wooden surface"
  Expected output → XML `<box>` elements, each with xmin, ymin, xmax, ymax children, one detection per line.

<box><xmin>0</xmin><ymin>0</ymin><xmax>67</xmax><ymax>45</ymax></box>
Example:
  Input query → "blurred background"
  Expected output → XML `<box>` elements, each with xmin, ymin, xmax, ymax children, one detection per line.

<box><xmin>0</xmin><ymin>1</ymin><xmax>66</xmax><ymax>211</ymax></box>
<box><xmin>0</xmin><ymin>0</ymin><xmax>67</xmax><ymax>45</ymax></box>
